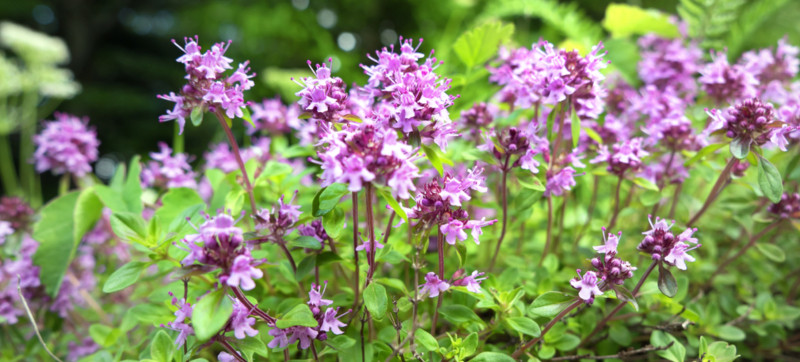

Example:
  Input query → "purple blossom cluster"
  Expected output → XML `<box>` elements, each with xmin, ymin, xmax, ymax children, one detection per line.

<box><xmin>0</xmin><ymin>234</ymin><xmax>40</xmax><ymax>324</ymax></box>
<box><xmin>247</xmin><ymin>97</ymin><xmax>302</xmax><ymax>135</ymax></box>
<box><xmin>141</xmin><ymin>142</ymin><xmax>198</xmax><ymax>189</ymax></box>
<box><xmin>159</xmin><ymin>36</ymin><xmax>255</xmax><ymax>134</ymax></box>
<box><xmin>268</xmin><ymin>282</ymin><xmax>349</xmax><ymax>350</ymax></box>
<box><xmin>570</xmin><ymin>228</ymin><xmax>636</xmax><ymax>304</ymax></box>
<box><xmin>404</xmin><ymin>166</ymin><xmax>497</xmax><ymax>245</ymax></box>
<box><xmin>638</xmin><ymin>216</ymin><xmax>700</xmax><ymax>270</ymax></box>
<box><xmin>178</xmin><ymin>211</ymin><xmax>264</xmax><ymax>290</ymax></box>
<box><xmin>254</xmin><ymin>192</ymin><xmax>302</xmax><ymax>240</ymax></box>
<box><xmin>294</xmin><ymin>60</ymin><xmax>348</xmax><ymax>123</ymax></box>
<box><xmin>706</xmin><ymin>98</ymin><xmax>794</xmax><ymax>151</ymax></box>
<box><xmin>768</xmin><ymin>192</ymin><xmax>800</xmax><ymax>219</ymax></box>
<box><xmin>590</xmin><ymin>138</ymin><xmax>649</xmax><ymax>176</ymax></box>
<box><xmin>418</xmin><ymin>268</ymin><xmax>487</xmax><ymax>299</ymax></box>
<box><xmin>297</xmin><ymin>219</ymin><xmax>332</xmax><ymax>249</ymax></box>
<box><xmin>32</xmin><ymin>112</ymin><xmax>99</xmax><ymax>178</ymax></box>
<box><xmin>314</xmin><ymin>121</ymin><xmax>420</xmax><ymax>199</ymax></box>
<box><xmin>162</xmin><ymin>292</ymin><xmax>194</xmax><ymax>347</ymax></box>
<box><xmin>637</xmin><ymin>31</ymin><xmax>702</xmax><ymax>98</ymax></box>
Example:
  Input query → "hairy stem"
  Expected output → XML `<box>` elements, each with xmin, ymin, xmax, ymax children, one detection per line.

<box><xmin>511</xmin><ymin>299</ymin><xmax>583</xmax><ymax>359</ymax></box>
<box><xmin>214</xmin><ymin>111</ymin><xmax>258</xmax><ymax>216</ymax></box>
<box><xmin>688</xmin><ymin>158</ymin><xmax>736</xmax><ymax>227</ymax></box>
<box><xmin>489</xmin><ymin>164</ymin><xmax>509</xmax><ymax>270</ymax></box>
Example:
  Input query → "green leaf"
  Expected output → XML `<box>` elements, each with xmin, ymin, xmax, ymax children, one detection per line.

<box><xmin>610</xmin><ymin>324</ymin><xmax>632</xmax><ymax>346</ymax></box>
<box><xmin>462</xmin><ymin>332</ymin><xmax>479</xmax><ymax>357</ymax></box>
<box><xmin>454</xmin><ymin>241</ymin><xmax>467</xmax><ymax>268</ymax></box>
<box><xmin>290</xmin><ymin>236</ymin><xmax>323</xmax><ymax>250</ymax></box>
<box><xmin>603</xmin><ymin>4</ymin><xmax>680</xmax><ymax>38</ymax></box>
<box><xmin>89</xmin><ymin>324</ymin><xmax>122</xmax><ymax>348</ymax></box>
<box><xmin>124</xmin><ymin>155</ymin><xmax>143</xmax><ymax>214</ymax></box>
<box><xmin>276</xmin><ymin>304</ymin><xmax>318</xmax><ymax>328</ymax></box>
<box><xmin>421</xmin><ymin>144</ymin><xmax>444</xmax><ymax>176</ymax></box>
<box><xmin>322</xmin><ymin>207</ymin><xmax>345</xmax><ymax>239</ymax></box>
<box><xmin>709</xmin><ymin>325</ymin><xmax>746</xmax><ymax>342</ymax></box>
<box><xmin>553</xmin><ymin>334</ymin><xmax>580</xmax><ymax>351</ymax></box>
<box><xmin>154</xmin><ymin>188</ymin><xmax>205</xmax><ymax>232</ymax></box>
<box><xmin>295</xmin><ymin>254</ymin><xmax>316</xmax><ymax>281</ymax></box>
<box><xmin>453</xmin><ymin>21</ymin><xmax>514</xmax><ymax>68</ymax></box>
<box><xmin>414</xmin><ymin>329</ymin><xmax>439</xmax><ymax>352</ymax></box>
<box><xmin>583</xmin><ymin>127</ymin><xmax>603</xmax><ymax>145</ymax></box>
<box><xmin>234</xmin><ymin>336</ymin><xmax>268</xmax><ymax>361</ymax></box>
<box><xmin>755</xmin><ymin>243</ymin><xmax>785</xmax><ymax>262</ymax></box>
<box><xmin>757</xmin><ymin>155</ymin><xmax>783</xmax><ymax>203</ymax></box>
<box><xmin>505</xmin><ymin>316</ymin><xmax>541</xmax><ymax>337</ymax></box>
<box><xmin>518</xmin><ymin>175</ymin><xmax>545</xmax><ymax>191</ymax></box>
<box><xmin>651</xmin><ymin>330</ymin><xmax>686</xmax><ymax>362</ymax></box>
<box><xmin>190</xmin><ymin>106</ymin><xmax>204</xmax><ymax>127</ymax></box>
<box><xmin>633</xmin><ymin>177</ymin><xmax>660</xmax><ymax>192</ymax></box>
<box><xmin>730</xmin><ymin>137</ymin><xmax>751</xmax><ymax>160</ymax></box>
<box><xmin>109</xmin><ymin>212</ymin><xmax>149</xmax><ymax>246</ymax></box>
<box><xmin>363</xmin><ymin>283</ymin><xmax>388</xmax><ymax>319</ymax></box>
<box><xmin>312</xmin><ymin>183</ymin><xmax>349</xmax><ymax>217</ymax></box>
<box><xmin>685</xmin><ymin>143</ymin><xmax>726</xmax><ymax>167</ymax></box>
<box><xmin>546</xmin><ymin>104</ymin><xmax>561</xmax><ymax>141</ymax></box>
<box><xmin>658</xmin><ymin>265</ymin><xmax>678</xmax><ymax>298</ymax></box>
<box><xmin>103</xmin><ymin>261</ymin><xmax>148</xmax><ymax>293</ymax></box>
<box><xmin>439</xmin><ymin>305</ymin><xmax>482</xmax><ymax>325</ymax></box>
<box><xmin>528</xmin><ymin>292</ymin><xmax>575</xmax><ymax>318</ymax></box>
<box><xmin>326</xmin><ymin>335</ymin><xmax>356</xmax><ymax>350</ymax></box>
<box><xmin>705</xmin><ymin>341</ymin><xmax>739</xmax><ymax>362</ymax></box>
<box><xmin>193</xmin><ymin>289</ymin><xmax>234</xmax><ymax>341</ymax></box>
<box><xmin>150</xmin><ymin>330</ymin><xmax>174</xmax><ymax>362</ymax></box>
<box><xmin>376</xmin><ymin>187</ymin><xmax>408</xmax><ymax>224</ymax></box>
<box><xmin>31</xmin><ymin>192</ymin><xmax>83</xmax><ymax>296</ymax></box>
<box><xmin>471</xmin><ymin>352</ymin><xmax>515</xmax><ymax>362</ymax></box>
<box><xmin>570</xmin><ymin>108</ymin><xmax>581</xmax><ymax>149</ymax></box>
<box><xmin>613</xmin><ymin>286</ymin><xmax>639</xmax><ymax>311</ymax></box>
<box><xmin>241</xmin><ymin>107</ymin><xmax>255</xmax><ymax>128</ymax></box>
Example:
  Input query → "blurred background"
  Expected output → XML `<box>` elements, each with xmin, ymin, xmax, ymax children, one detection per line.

<box><xmin>2</xmin><ymin>0</ymin><xmax>800</xmax><ymax>187</ymax></box>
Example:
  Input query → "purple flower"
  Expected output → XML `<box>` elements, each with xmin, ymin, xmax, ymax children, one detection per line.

<box><xmin>663</xmin><ymin>242</ymin><xmax>698</xmax><ymax>270</ymax></box>
<box><xmin>637</xmin><ymin>33</ymin><xmax>701</xmax><ymax>98</ymax></box>
<box><xmin>141</xmin><ymin>143</ymin><xmax>197</xmax><ymax>189</ymax></box>
<box><xmin>268</xmin><ymin>326</ymin><xmax>290</xmax><ymax>348</ymax></box>
<box><xmin>590</xmin><ymin>253</ymin><xmax>636</xmax><ymax>286</ymax></box>
<box><xmin>248</xmin><ymin>97</ymin><xmax>302</xmax><ymax>134</ymax></box>
<box><xmin>699</xmin><ymin>50</ymin><xmax>758</xmax><ymax>104</ymax></box>
<box><xmin>319</xmin><ymin>308</ymin><xmax>348</xmax><ymax>335</ymax></box>
<box><xmin>254</xmin><ymin>191</ymin><xmax>302</xmax><ymax>237</ymax></box>
<box><xmin>230</xmin><ymin>298</ymin><xmax>259</xmax><ymax>339</ymax></box>
<box><xmin>294</xmin><ymin>59</ymin><xmax>348</xmax><ymax>122</ymax></box>
<box><xmin>705</xmin><ymin>98</ymin><xmax>791</xmax><ymax>150</ymax></box>
<box><xmin>0</xmin><ymin>221</ymin><xmax>12</xmax><ymax>245</ymax></box>
<box><xmin>593</xmin><ymin>228</ymin><xmax>620</xmax><ymax>254</ymax></box>
<box><xmin>740</xmin><ymin>37</ymin><xmax>799</xmax><ymax>94</ymax></box>
<box><xmin>440</xmin><ymin>219</ymin><xmax>468</xmax><ymax>245</ymax></box>
<box><xmin>0</xmin><ymin>197</ymin><xmax>34</xmax><ymax>231</ymax></box>
<box><xmin>355</xmin><ymin>238</ymin><xmax>385</xmax><ymax>253</ymax></box>
<box><xmin>288</xmin><ymin>326</ymin><xmax>319</xmax><ymax>349</ymax></box>
<box><xmin>768</xmin><ymin>192</ymin><xmax>800</xmax><ymax>219</ymax></box>
<box><xmin>0</xmin><ymin>235</ymin><xmax>40</xmax><ymax>324</ymax></box>
<box><xmin>452</xmin><ymin>270</ymin><xmax>486</xmax><ymax>293</ymax></box>
<box><xmin>638</xmin><ymin>154</ymin><xmax>690</xmax><ymax>186</ymax></box>
<box><xmin>32</xmin><ymin>113</ymin><xmax>99</xmax><ymax>177</ymax></box>
<box><xmin>419</xmin><ymin>272</ymin><xmax>450</xmax><ymax>298</ymax></box>
<box><xmin>225</xmin><ymin>254</ymin><xmax>263</xmax><ymax>290</ymax></box>
<box><xmin>218</xmin><ymin>352</ymin><xmax>241</xmax><ymax>362</ymax></box>
<box><xmin>570</xmin><ymin>269</ymin><xmax>603</xmax><ymax>303</ymax></box>
<box><xmin>545</xmin><ymin>167</ymin><xmax>578</xmax><ymax>197</ymax></box>
<box><xmin>307</xmin><ymin>282</ymin><xmax>333</xmax><ymax>312</ymax></box>
<box><xmin>638</xmin><ymin>216</ymin><xmax>701</xmax><ymax>270</ymax></box>
<box><xmin>67</xmin><ymin>338</ymin><xmax>99</xmax><ymax>362</ymax></box>
<box><xmin>590</xmin><ymin>138</ymin><xmax>649</xmax><ymax>176</ymax></box>
<box><xmin>162</xmin><ymin>292</ymin><xmax>194</xmax><ymax>347</ymax></box>
<box><xmin>464</xmin><ymin>217</ymin><xmax>497</xmax><ymax>245</ymax></box>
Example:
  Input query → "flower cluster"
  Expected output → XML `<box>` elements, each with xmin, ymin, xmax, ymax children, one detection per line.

<box><xmin>489</xmin><ymin>40</ymin><xmax>608</xmax><ymax>120</ymax></box>
<box><xmin>247</xmin><ymin>97</ymin><xmax>302</xmax><ymax>135</ymax></box>
<box><xmin>740</xmin><ymin>37</ymin><xmax>799</xmax><ymax>99</ymax></box>
<box><xmin>254</xmin><ymin>191</ymin><xmax>302</xmax><ymax>239</ymax></box>
<box><xmin>32</xmin><ymin>112</ymin><xmax>99</xmax><ymax>177</ymax></box>
<box><xmin>637</xmin><ymin>32</ymin><xmax>702</xmax><ymax>98</ymax></box>
<box><xmin>635</xmin><ymin>86</ymin><xmax>704</xmax><ymax>152</ymax></box>
<box><xmin>268</xmin><ymin>282</ymin><xmax>349</xmax><ymax>350</ymax></box>
<box><xmin>419</xmin><ymin>272</ymin><xmax>450</xmax><ymax>298</ymax></box>
<box><xmin>637</xmin><ymin>216</ymin><xmax>700</xmax><ymax>270</ymax></box>
<box><xmin>162</xmin><ymin>292</ymin><xmax>194</xmax><ymax>347</ymax></box>
<box><xmin>591</xmin><ymin>138</ymin><xmax>649</xmax><ymax>176</ymax></box>
<box><xmin>706</xmin><ymin>97</ymin><xmax>793</xmax><ymax>150</ymax></box>
<box><xmin>141</xmin><ymin>142</ymin><xmax>198</xmax><ymax>189</ymax></box>
<box><xmin>297</xmin><ymin>219</ymin><xmax>332</xmax><ymax>249</ymax></box>
<box><xmin>570</xmin><ymin>228</ymin><xmax>636</xmax><ymax>304</ymax></box>
<box><xmin>314</xmin><ymin>121</ymin><xmax>420</xmax><ymax>199</ymax></box>
<box><xmin>405</xmin><ymin>167</ymin><xmax>497</xmax><ymax>245</ymax></box>
<box><xmin>294</xmin><ymin>59</ymin><xmax>348</xmax><ymax>123</ymax></box>
<box><xmin>0</xmin><ymin>234</ymin><xmax>40</xmax><ymax>324</ymax></box>
<box><xmin>768</xmin><ymin>192</ymin><xmax>800</xmax><ymax>219</ymax></box>
<box><xmin>459</xmin><ymin>102</ymin><xmax>497</xmax><ymax>138</ymax></box>
<box><xmin>478</xmin><ymin>125</ymin><xmax>548</xmax><ymax>173</ymax></box>
<box><xmin>204</xmin><ymin>137</ymin><xmax>271</xmax><ymax>174</ymax></box>
<box><xmin>159</xmin><ymin>36</ymin><xmax>255</xmax><ymax>134</ymax></box>
<box><xmin>0</xmin><ymin>196</ymin><xmax>34</xmax><ymax>231</ymax></box>
<box><xmin>178</xmin><ymin>211</ymin><xmax>264</xmax><ymax>290</ymax></box>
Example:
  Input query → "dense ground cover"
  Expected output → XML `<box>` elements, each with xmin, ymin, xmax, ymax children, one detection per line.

<box><xmin>1</xmin><ymin>1</ymin><xmax>800</xmax><ymax>361</ymax></box>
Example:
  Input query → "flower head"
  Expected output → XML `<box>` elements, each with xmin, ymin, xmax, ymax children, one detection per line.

<box><xmin>570</xmin><ymin>269</ymin><xmax>603</xmax><ymax>303</ymax></box>
<box><xmin>590</xmin><ymin>138</ymin><xmax>649</xmax><ymax>176</ymax></box>
<box><xmin>638</xmin><ymin>216</ymin><xmax>701</xmax><ymax>270</ymax></box>
<box><xmin>230</xmin><ymin>298</ymin><xmax>259</xmax><ymax>339</ymax></box>
<box><xmin>705</xmin><ymin>98</ymin><xmax>791</xmax><ymax>150</ymax></box>
<box><xmin>141</xmin><ymin>142</ymin><xmax>198</xmax><ymax>189</ymax></box>
<box><xmin>419</xmin><ymin>272</ymin><xmax>450</xmax><ymax>298</ymax></box>
<box><xmin>452</xmin><ymin>270</ymin><xmax>487</xmax><ymax>293</ymax></box>
<box><xmin>593</xmin><ymin>227</ymin><xmax>620</xmax><ymax>254</ymax></box>
<box><xmin>32</xmin><ymin>113</ymin><xmax>99</xmax><ymax>177</ymax></box>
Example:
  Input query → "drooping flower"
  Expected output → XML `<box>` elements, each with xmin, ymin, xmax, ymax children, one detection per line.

<box><xmin>570</xmin><ymin>269</ymin><xmax>603</xmax><ymax>303</ymax></box>
<box><xmin>419</xmin><ymin>272</ymin><xmax>450</xmax><ymax>298</ymax></box>
<box><xmin>32</xmin><ymin>112</ymin><xmax>99</xmax><ymax>177</ymax></box>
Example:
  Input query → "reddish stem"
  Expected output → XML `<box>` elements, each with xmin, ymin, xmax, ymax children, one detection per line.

<box><xmin>214</xmin><ymin>111</ymin><xmax>257</xmax><ymax>216</ymax></box>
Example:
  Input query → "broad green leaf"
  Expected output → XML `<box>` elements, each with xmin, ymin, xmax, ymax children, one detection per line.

<box><xmin>658</xmin><ymin>265</ymin><xmax>678</xmax><ymax>298</ymax></box>
<box><xmin>363</xmin><ymin>283</ymin><xmax>388</xmax><ymax>319</ymax></box>
<box><xmin>603</xmin><ymin>4</ymin><xmax>680</xmax><ymax>38</ymax></box>
<box><xmin>89</xmin><ymin>324</ymin><xmax>122</xmax><ymax>348</ymax></box>
<box><xmin>453</xmin><ymin>21</ymin><xmax>514</xmax><ymax>68</ymax></box>
<box><xmin>295</xmin><ymin>254</ymin><xmax>316</xmax><ymax>281</ymax></box>
<box><xmin>633</xmin><ymin>177</ymin><xmax>659</xmax><ymax>192</ymax></box>
<box><xmin>730</xmin><ymin>137</ymin><xmax>751</xmax><ymax>160</ymax></box>
<box><xmin>154</xmin><ymin>188</ymin><xmax>205</xmax><ymax>232</ymax></box>
<box><xmin>505</xmin><ymin>316</ymin><xmax>541</xmax><ymax>337</ymax></box>
<box><xmin>553</xmin><ymin>334</ymin><xmax>580</xmax><ymax>351</ymax></box>
<box><xmin>685</xmin><ymin>143</ymin><xmax>726</xmax><ymax>167</ymax></box>
<box><xmin>326</xmin><ymin>335</ymin><xmax>356</xmax><ymax>350</ymax></box>
<box><xmin>322</xmin><ymin>207</ymin><xmax>345</xmax><ymax>239</ymax></box>
<box><xmin>109</xmin><ymin>212</ymin><xmax>148</xmax><ymax>246</ymax></box>
<box><xmin>376</xmin><ymin>187</ymin><xmax>408</xmax><ymax>224</ymax></box>
<box><xmin>709</xmin><ymin>325</ymin><xmax>746</xmax><ymax>342</ymax></box>
<box><xmin>414</xmin><ymin>329</ymin><xmax>439</xmax><ymax>352</ymax></box>
<box><xmin>462</xmin><ymin>332</ymin><xmax>479</xmax><ymax>357</ymax></box>
<box><xmin>570</xmin><ymin>108</ymin><xmax>581</xmax><ymax>148</ymax></box>
<box><xmin>528</xmin><ymin>292</ymin><xmax>575</xmax><ymax>318</ymax></box>
<box><xmin>471</xmin><ymin>352</ymin><xmax>515</xmax><ymax>362</ymax></box>
<box><xmin>755</xmin><ymin>243</ymin><xmax>785</xmax><ymax>262</ymax></box>
<box><xmin>757</xmin><ymin>155</ymin><xmax>783</xmax><ymax>203</ymax></box>
<box><xmin>439</xmin><ymin>305</ymin><xmax>481</xmax><ymax>325</ymax></box>
<box><xmin>312</xmin><ymin>183</ymin><xmax>349</xmax><ymax>217</ymax></box>
<box><xmin>94</xmin><ymin>184</ymin><xmax>128</xmax><ymax>213</ymax></box>
<box><xmin>32</xmin><ymin>192</ymin><xmax>82</xmax><ymax>296</ymax></box>
<box><xmin>290</xmin><ymin>236</ymin><xmax>323</xmax><ymax>250</ymax></box>
<box><xmin>193</xmin><ymin>289</ymin><xmax>234</xmax><ymax>341</ymax></box>
<box><xmin>150</xmin><ymin>330</ymin><xmax>174</xmax><ymax>362</ymax></box>
<box><xmin>124</xmin><ymin>155</ymin><xmax>143</xmax><ymax>214</ymax></box>
<box><xmin>276</xmin><ymin>304</ymin><xmax>318</xmax><ymax>329</ymax></box>
<box><xmin>651</xmin><ymin>330</ymin><xmax>686</xmax><ymax>362</ymax></box>
<box><xmin>103</xmin><ymin>261</ymin><xmax>148</xmax><ymax>293</ymax></box>
<box><xmin>610</xmin><ymin>323</ymin><xmax>632</xmax><ymax>346</ymax></box>
<box><xmin>421</xmin><ymin>144</ymin><xmax>444</xmax><ymax>176</ymax></box>
<box><xmin>705</xmin><ymin>341</ymin><xmax>739</xmax><ymax>362</ymax></box>
<box><xmin>583</xmin><ymin>127</ymin><xmax>603</xmax><ymax>145</ymax></box>
<box><xmin>234</xmin><ymin>336</ymin><xmax>268</xmax><ymax>361</ymax></box>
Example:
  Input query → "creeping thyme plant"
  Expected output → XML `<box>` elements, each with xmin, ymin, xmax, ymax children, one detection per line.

<box><xmin>5</xmin><ymin>2</ymin><xmax>800</xmax><ymax>361</ymax></box>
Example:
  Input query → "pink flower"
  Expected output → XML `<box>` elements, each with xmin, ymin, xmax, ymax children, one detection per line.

<box><xmin>268</xmin><ymin>326</ymin><xmax>290</xmax><ymax>348</ymax></box>
<box><xmin>319</xmin><ymin>308</ymin><xmax>348</xmax><ymax>335</ymax></box>
<box><xmin>419</xmin><ymin>272</ymin><xmax>450</xmax><ymax>298</ymax></box>
<box><xmin>0</xmin><ymin>221</ymin><xmax>12</xmax><ymax>245</ymax></box>
<box><xmin>440</xmin><ymin>219</ymin><xmax>468</xmax><ymax>245</ymax></box>
<box><xmin>570</xmin><ymin>269</ymin><xmax>604</xmax><ymax>303</ymax></box>
<box><xmin>226</xmin><ymin>255</ymin><xmax>263</xmax><ymax>290</ymax></box>
<box><xmin>32</xmin><ymin>113</ymin><xmax>100</xmax><ymax>178</ymax></box>
<box><xmin>593</xmin><ymin>228</ymin><xmax>620</xmax><ymax>254</ymax></box>
<box><xmin>664</xmin><ymin>242</ymin><xmax>699</xmax><ymax>270</ymax></box>
<box><xmin>464</xmin><ymin>218</ymin><xmax>498</xmax><ymax>245</ymax></box>
<box><xmin>231</xmin><ymin>299</ymin><xmax>259</xmax><ymax>339</ymax></box>
<box><xmin>452</xmin><ymin>270</ymin><xmax>487</xmax><ymax>293</ymax></box>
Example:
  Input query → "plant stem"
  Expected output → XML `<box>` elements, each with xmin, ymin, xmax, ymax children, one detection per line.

<box><xmin>607</xmin><ymin>176</ymin><xmax>623</xmax><ymax>230</ymax></box>
<box><xmin>20</xmin><ymin>91</ymin><xmax>41</xmax><ymax>207</ymax></box>
<box><xmin>352</xmin><ymin>192</ymin><xmax>360</xmax><ymax>309</ymax></box>
<box><xmin>214</xmin><ymin>111</ymin><xmax>257</xmax><ymax>216</ymax></box>
<box><xmin>231</xmin><ymin>286</ymin><xmax>275</xmax><ymax>323</ymax></box>
<box><xmin>489</xmin><ymin>164</ymin><xmax>509</xmax><ymax>271</ymax></box>
<box><xmin>579</xmin><ymin>260</ymin><xmax>658</xmax><ymax>347</ymax></box>
<box><xmin>431</xmin><ymin>229</ymin><xmax>444</xmax><ymax>336</ymax></box>
<box><xmin>709</xmin><ymin>220</ymin><xmax>782</xmax><ymax>282</ymax></box>
<box><xmin>541</xmin><ymin>196</ymin><xmax>554</xmax><ymax>266</ymax></box>
<box><xmin>668</xmin><ymin>183</ymin><xmax>682</xmax><ymax>219</ymax></box>
<box><xmin>574</xmin><ymin>175</ymin><xmax>599</xmax><ymax>246</ymax></box>
<box><xmin>218</xmin><ymin>338</ymin><xmax>247</xmax><ymax>362</ymax></box>
<box><xmin>58</xmin><ymin>173</ymin><xmax>70</xmax><ymax>195</ymax></box>
<box><xmin>0</xmin><ymin>134</ymin><xmax>19</xmax><ymax>196</ymax></box>
<box><xmin>365</xmin><ymin>183</ymin><xmax>377</xmax><ymax>285</ymax></box>
<box><xmin>173</xmin><ymin>121</ymin><xmax>185</xmax><ymax>154</ymax></box>
<box><xmin>687</xmin><ymin>158</ymin><xmax>736</xmax><ymax>227</ymax></box>
<box><xmin>511</xmin><ymin>299</ymin><xmax>583</xmax><ymax>359</ymax></box>
<box><xmin>553</xmin><ymin>195</ymin><xmax>567</xmax><ymax>253</ymax></box>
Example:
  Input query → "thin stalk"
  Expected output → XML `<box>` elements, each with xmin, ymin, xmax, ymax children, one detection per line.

<box><xmin>580</xmin><ymin>260</ymin><xmax>658</xmax><ymax>347</ymax></box>
<box><xmin>17</xmin><ymin>276</ymin><xmax>63</xmax><ymax>362</ymax></box>
<box><xmin>574</xmin><ymin>175</ymin><xmax>599</xmax><ymax>246</ymax></box>
<box><xmin>278</xmin><ymin>242</ymin><xmax>298</xmax><ymax>273</ymax></box>
<box><xmin>489</xmin><ymin>157</ymin><xmax>510</xmax><ymax>271</ymax></box>
<box><xmin>431</xmin><ymin>229</ymin><xmax>445</xmax><ymax>335</ymax></box>
<box><xmin>173</xmin><ymin>121</ymin><xmax>185</xmax><ymax>154</ymax></box>
<box><xmin>511</xmin><ymin>299</ymin><xmax>583</xmax><ymax>359</ymax></box>
<box><xmin>709</xmin><ymin>220</ymin><xmax>782</xmax><ymax>282</ymax></box>
<box><xmin>218</xmin><ymin>338</ymin><xmax>247</xmax><ymax>362</ymax></box>
<box><xmin>607</xmin><ymin>176</ymin><xmax>623</xmax><ymax>230</ymax></box>
<box><xmin>365</xmin><ymin>183</ymin><xmax>377</xmax><ymax>284</ymax></box>
<box><xmin>668</xmin><ymin>183</ymin><xmax>683</xmax><ymax>219</ymax></box>
<box><xmin>20</xmin><ymin>91</ymin><xmax>40</xmax><ymax>207</ymax></box>
<box><xmin>58</xmin><ymin>173</ymin><xmax>70</xmax><ymax>195</ymax></box>
<box><xmin>541</xmin><ymin>196</ymin><xmax>554</xmax><ymax>266</ymax></box>
<box><xmin>214</xmin><ymin>111</ymin><xmax>257</xmax><ymax>216</ymax></box>
<box><xmin>231</xmin><ymin>286</ymin><xmax>275</xmax><ymax>323</ymax></box>
<box><xmin>310</xmin><ymin>342</ymin><xmax>320</xmax><ymax>362</ymax></box>
<box><xmin>352</xmin><ymin>192</ymin><xmax>360</xmax><ymax>309</ymax></box>
<box><xmin>688</xmin><ymin>158</ymin><xmax>736</xmax><ymax>227</ymax></box>
<box><xmin>0</xmin><ymin>134</ymin><xmax>19</xmax><ymax>195</ymax></box>
<box><xmin>552</xmin><ymin>195</ymin><xmax>567</xmax><ymax>253</ymax></box>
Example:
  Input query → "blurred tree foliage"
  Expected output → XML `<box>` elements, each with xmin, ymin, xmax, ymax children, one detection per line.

<box><xmin>2</xmin><ymin>0</ymin><xmax>800</xmax><ymax>165</ymax></box>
